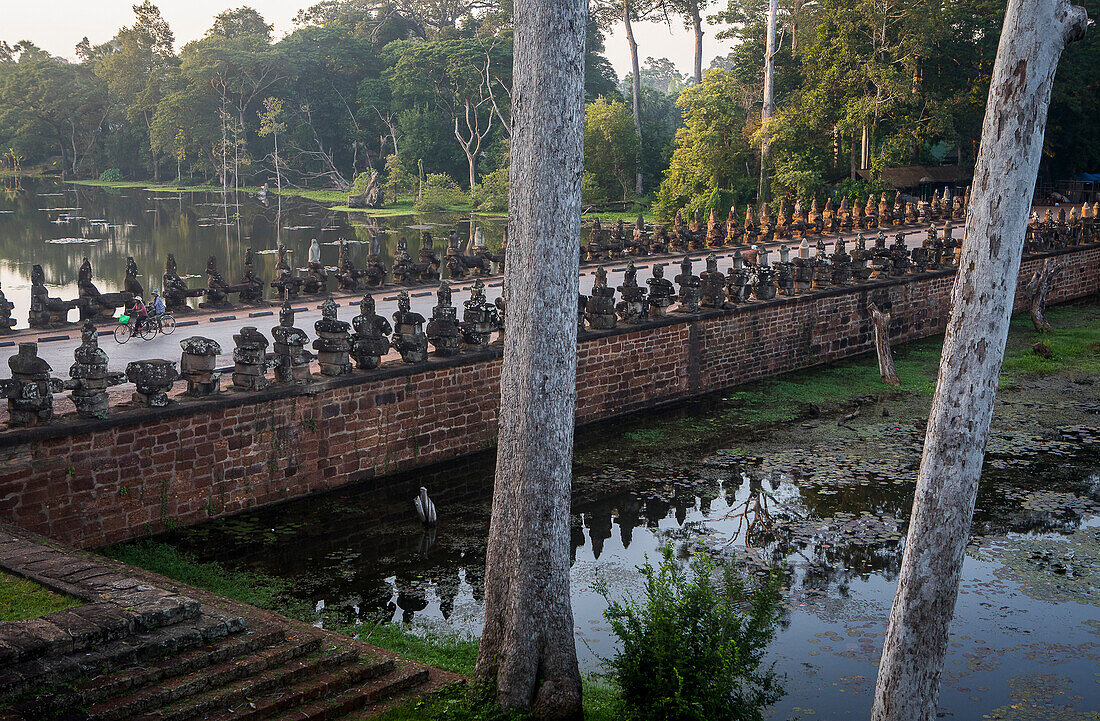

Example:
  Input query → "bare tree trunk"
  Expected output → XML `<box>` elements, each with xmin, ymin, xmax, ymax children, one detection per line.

<box><xmin>871</xmin><ymin>2</ymin><xmax>1088</xmax><ymax>720</ymax></box>
<box><xmin>624</xmin><ymin>2</ymin><xmax>643</xmax><ymax>196</ymax></box>
<box><xmin>758</xmin><ymin>0</ymin><xmax>778</xmax><ymax>203</ymax></box>
<box><xmin>870</xmin><ymin>302</ymin><xmax>900</xmax><ymax>386</ymax></box>
<box><xmin>474</xmin><ymin>0</ymin><xmax>586</xmax><ymax>713</ymax></box>
<box><xmin>1027</xmin><ymin>257</ymin><xmax>1066</xmax><ymax>331</ymax></box>
<box><xmin>691</xmin><ymin>4</ymin><xmax>704</xmax><ymax>85</ymax></box>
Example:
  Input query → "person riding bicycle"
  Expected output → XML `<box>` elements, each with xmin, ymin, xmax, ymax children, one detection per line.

<box><xmin>131</xmin><ymin>296</ymin><xmax>150</xmax><ymax>331</ymax></box>
<box><xmin>149</xmin><ymin>289</ymin><xmax>166</xmax><ymax>317</ymax></box>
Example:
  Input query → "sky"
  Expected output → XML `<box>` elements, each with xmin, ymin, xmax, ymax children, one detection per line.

<box><xmin>4</xmin><ymin>1</ymin><xmax>740</xmax><ymax>80</ymax></box>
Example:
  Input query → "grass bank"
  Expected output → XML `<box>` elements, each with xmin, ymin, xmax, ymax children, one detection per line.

<box><xmin>591</xmin><ymin>299</ymin><xmax>1100</xmax><ymax>463</ymax></box>
<box><xmin>70</xmin><ymin>178</ymin><xmax>503</xmax><ymax>218</ymax></box>
<box><xmin>0</xmin><ymin>570</ymin><xmax>81</xmax><ymax>622</ymax></box>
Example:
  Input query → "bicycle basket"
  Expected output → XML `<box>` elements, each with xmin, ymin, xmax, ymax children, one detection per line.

<box><xmin>119</xmin><ymin>314</ymin><xmax>131</xmax><ymax>323</ymax></box>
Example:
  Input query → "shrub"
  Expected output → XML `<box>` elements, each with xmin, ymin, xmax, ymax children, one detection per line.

<box><xmin>414</xmin><ymin>172</ymin><xmax>468</xmax><ymax>212</ymax></box>
<box><xmin>471</xmin><ymin>168</ymin><xmax>509</xmax><ymax>212</ymax></box>
<box><xmin>383</xmin><ymin>154</ymin><xmax>415</xmax><ymax>204</ymax></box>
<box><xmin>99</xmin><ymin>168</ymin><xmax>123</xmax><ymax>182</ymax></box>
<box><xmin>596</xmin><ymin>543</ymin><xmax>784</xmax><ymax>721</ymax></box>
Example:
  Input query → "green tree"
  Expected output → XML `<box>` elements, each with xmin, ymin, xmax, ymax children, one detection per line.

<box><xmin>585</xmin><ymin>97</ymin><xmax>640</xmax><ymax>200</ymax></box>
<box><xmin>258</xmin><ymin>96</ymin><xmax>286</xmax><ymax>192</ymax></box>
<box><xmin>654</xmin><ymin>69</ymin><xmax>752</xmax><ymax>220</ymax></box>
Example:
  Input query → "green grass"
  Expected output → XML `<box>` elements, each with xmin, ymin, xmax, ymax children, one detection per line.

<box><xmin>1001</xmin><ymin>303</ymin><xmax>1100</xmax><ymax>381</ymax></box>
<box><xmin>610</xmin><ymin>299</ymin><xmax>1100</xmax><ymax>460</ymax></box>
<box><xmin>0</xmin><ymin>570</ymin><xmax>81</xmax><ymax>622</ymax></box>
<box><xmin>374</xmin><ymin>675</ymin><xmax>619</xmax><ymax>721</ymax></box>
<box><xmin>101</xmin><ymin>540</ymin><xmax>314</xmax><ymax>620</ymax></box>
<box><xmin>351</xmin><ymin>622</ymin><xmax>479</xmax><ymax>676</ymax></box>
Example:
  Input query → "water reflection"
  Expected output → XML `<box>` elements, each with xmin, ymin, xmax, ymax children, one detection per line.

<box><xmin>0</xmin><ymin>178</ymin><xmax>508</xmax><ymax>327</ymax></box>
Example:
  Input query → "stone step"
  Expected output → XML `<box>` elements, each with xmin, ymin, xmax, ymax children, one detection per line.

<box><xmin>87</xmin><ymin>632</ymin><xmax>324</xmax><ymax>721</ymax></box>
<box><xmin>0</xmin><ymin>588</ymin><xmax>203</xmax><ymax>668</ymax></box>
<box><xmin>0</xmin><ymin>611</ymin><xmax>245</xmax><ymax>703</ymax></box>
<box><xmin>17</xmin><ymin>623</ymin><xmax>283</xmax><ymax>719</ymax></box>
<box><xmin>208</xmin><ymin>656</ymin><xmax>394</xmax><ymax>721</ymax></box>
<box><xmin>269</xmin><ymin>665</ymin><xmax>432</xmax><ymax>721</ymax></box>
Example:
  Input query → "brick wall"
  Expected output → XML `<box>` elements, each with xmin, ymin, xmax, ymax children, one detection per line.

<box><xmin>2</xmin><ymin>244</ymin><xmax>1098</xmax><ymax>549</ymax></box>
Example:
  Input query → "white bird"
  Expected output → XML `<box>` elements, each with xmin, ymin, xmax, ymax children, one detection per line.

<box><xmin>414</xmin><ymin>486</ymin><xmax>437</xmax><ymax>527</ymax></box>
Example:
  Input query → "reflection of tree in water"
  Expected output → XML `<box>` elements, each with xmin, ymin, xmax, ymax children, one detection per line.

<box><xmin>0</xmin><ymin>178</ymin><xmax>514</xmax><ymax>324</ymax></box>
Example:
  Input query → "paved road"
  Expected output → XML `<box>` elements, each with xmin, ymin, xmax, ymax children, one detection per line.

<box><xmin>1</xmin><ymin>227</ymin><xmax>936</xmax><ymax>375</ymax></box>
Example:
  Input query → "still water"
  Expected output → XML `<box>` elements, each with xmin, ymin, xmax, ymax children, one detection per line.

<box><xmin>133</xmin><ymin>375</ymin><xmax>1100</xmax><ymax>719</ymax></box>
<box><xmin>0</xmin><ymin>178</ymin><xmax>506</xmax><ymax>328</ymax></box>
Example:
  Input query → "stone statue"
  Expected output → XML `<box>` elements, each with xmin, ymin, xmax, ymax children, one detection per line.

<box><xmin>726</xmin><ymin>206</ymin><xmax>744</xmax><ymax>246</ymax></box>
<box><xmin>392</xmin><ymin>291</ymin><xmax>428</xmax><ymax>363</ymax></box>
<box><xmin>70</xmin><ymin>320</ymin><xmax>110</xmax><ymax>417</ymax></box>
<box><xmin>426</xmin><ymin>282</ymin><xmax>462</xmax><ymax>356</ymax></box>
<box><xmin>363</xmin><ymin>237</ymin><xmax>389</xmax><ymax>287</ymax></box>
<box><xmin>179</xmin><ymin>337</ymin><xmax>222</xmax><ymax>396</ymax></box>
<box><xmin>674</xmin><ymin>256</ymin><xmax>701</xmax><ymax>313</ymax></box>
<box><xmin>392</xmin><ymin>237</ymin><xmax>415</xmax><ymax>285</ymax></box>
<box><xmin>313</xmin><ymin>298</ymin><xmax>353</xmax><ymax>376</ymax></box>
<box><xmin>29</xmin><ymin>264</ymin><xmax>78</xmax><ymax>328</ymax></box>
<box><xmin>272</xmin><ymin>301</ymin><xmax>313</xmax><ymax>382</ymax></box>
<box><xmin>585</xmin><ymin>266</ymin><xmax>617</xmax><ymax>329</ymax></box>
<box><xmin>810</xmin><ymin>239</ymin><xmax>830</xmax><ymax>289</ymax></box>
<box><xmin>125</xmin><ymin>257</ymin><xmax>144</xmax><ymax>300</ymax></box>
<box><xmin>125</xmin><ymin>359</ymin><xmax>179</xmax><ymax>408</ymax></box>
<box><xmin>494</xmin><ymin>296</ymin><xmax>506</xmax><ymax>345</ymax></box>
<box><xmin>774</xmin><ymin>245</ymin><xmax>795</xmax><ymax>296</ymax></box>
<box><xmin>78</xmin><ymin>257</ymin><xmax>129</xmax><ymax>320</ymax></box>
<box><xmin>6</xmin><ymin>343</ymin><xmax>57</xmax><ymax>425</ymax></box>
<box><xmin>725</xmin><ymin>251</ymin><xmax>751</xmax><ymax>303</ymax></box>
<box><xmin>0</xmin><ymin>281</ymin><xmax>16</xmax><ymax>332</ymax></box>
<box><xmin>271</xmin><ymin>245</ymin><xmax>304</xmax><ymax>300</ymax></box>
<box><xmin>647</xmin><ymin>263</ymin><xmax>675</xmax><ymax>317</ymax></box>
<box><xmin>851</xmin><ymin>234</ymin><xmax>872</xmax><ymax>281</ymax></box>
<box><xmin>869</xmin><ymin>232</ymin><xmax>891</xmax><ymax>279</ymax></box>
<box><xmin>336</xmin><ymin>241</ymin><xmax>368</xmax><ymax>292</ymax></box>
<box><xmin>890</xmin><ymin>232</ymin><xmax>911</xmax><ymax>275</ymax></box>
<box><xmin>232</xmin><ymin>327</ymin><xmax>270</xmax><ymax>391</ymax></box>
<box><xmin>446</xmin><ymin>230</ymin><xmax>492</xmax><ymax>279</ymax></box>
<box><xmin>201</xmin><ymin>255</ymin><xmax>234</xmax><ymax>308</ymax></box>
<box><xmin>163</xmin><ymin>253</ymin><xmax>204</xmax><ymax>312</ymax></box>
<box><xmin>237</xmin><ymin>248</ymin><xmax>265</xmax><ymax>304</ymax></box>
<box><xmin>351</xmin><ymin>295</ymin><xmax>392</xmax><ymax>370</ymax></box>
<box><xmin>461</xmin><ymin>279</ymin><xmax>499</xmax><ymax>346</ymax></box>
<box><xmin>699</xmin><ymin>254</ymin><xmax>726</xmax><ymax>309</ymax></box>
<box><xmin>616</xmin><ymin>260</ymin><xmax>648</xmax><ymax>323</ymax></box>
<box><xmin>303</xmin><ymin>239</ymin><xmax>328</xmax><ymax>294</ymax></box>
<box><xmin>651</xmin><ymin>225</ymin><xmax>671</xmax><ymax>255</ymax></box>
<box><xmin>830</xmin><ymin>235</ymin><xmax>853</xmax><ymax>286</ymax></box>
<box><xmin>418</xmin><ymin>232</ymin><xmax>441</xmax><ymax>282</ymax></box>
<box><xmin>706</xmin><ymin>209</ymin><xmax>725</xmax><ymax>248</ymax></box>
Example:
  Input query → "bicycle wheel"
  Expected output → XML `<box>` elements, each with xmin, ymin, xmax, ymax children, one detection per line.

<box><xmin>113</xmin><ymin>323</ymin><xmax>132</xmax><ymax>344</ymax></box>
<box><xmin>159</xmin><ymin>314</ymin><xmax>176</xmax><ymax>335</ymax></box>
<box><xmin>139</xmin><ymin>320</ymin><xmax>159</xmax><ymax>340</ymax></box>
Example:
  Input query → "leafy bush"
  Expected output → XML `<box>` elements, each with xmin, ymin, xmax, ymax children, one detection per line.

<box><xmin>414</xmin><ymin>172</ymin><xmax>468</xmax><ymax>212</ymax></box>
<box><xmin>582</xmin><ymin>171</ymin><xmax>608</xmax><ymax>205</ymax></box>
<box><xmin>596</xmin><ymin>544</ymin><xmax>784</xmax><ymax>721</ymax></box>
<box><xmin>99</xmin><ymin>168</ymin><xmax>123</xmax><ymax>182</ymax></box>
<box><xmin>832</xmin><ymin>177</ymin><xmax>889</xmax><ymax>206</ymax></box>
<box><xmin>383</xmin><ymin>154</ymin><xmax>415</xmax><ymax>204</ymax></box>
<box><xmin>471</xmin><ymin>167</ymin><xmax>509</xmax><ymax>212</ymax></box>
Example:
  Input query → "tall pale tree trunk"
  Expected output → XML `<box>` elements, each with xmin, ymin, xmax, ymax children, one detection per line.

<box><xmin>871</xmin><ymin>2</ymin><xmax>1088</xmax><ymax>719</ymax></box>
<box><xmin>474</xmin><ymin>0</ymin><xmax>586</xmax><ymax>714</ymax></box>
<box><xmin>691</xmin><ymin>4</ymin><xmax>704</xmax><ymax>84</ymax></box>
<box><xmin>624</xmin><ymin>2</ymin><xmax>643</xmax><ymax>196</ymax></box>
<box><xmin>758</xmin><ymin>0</ymin><xmax>778</xmax><ymax>203</ymax></box>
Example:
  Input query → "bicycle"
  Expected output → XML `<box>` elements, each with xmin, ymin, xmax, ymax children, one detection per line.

<box><xmin>113</xmin><ymin>312</ymin><xmax>175</xmax><ymax>343</ymax></box>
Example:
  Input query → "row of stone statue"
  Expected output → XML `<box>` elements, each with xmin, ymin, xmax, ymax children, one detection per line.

<box><xmin>5</xmin><ymin>229</ymin><xmax>507</xmax><ymax>331</ymax></box>
<box><xmin>5</xmin><ymin>211</ymin><xmax>1096</xmax><ymax>428</ymax></box>
<box><xmin>0</xmin><ymin>280</ymin><xmax>501</xmax><ymax>427</ymax></box>
<box><xmin>585</xmin><ymin>188</ymin><xmax>977</xmax><ymax>262</ymax></box>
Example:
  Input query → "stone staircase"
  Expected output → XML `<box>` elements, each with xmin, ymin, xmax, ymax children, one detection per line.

<box><xmin>0</xmin><ymin>528</ymin><xmax>449</xmax><ymax>721</ymax></box>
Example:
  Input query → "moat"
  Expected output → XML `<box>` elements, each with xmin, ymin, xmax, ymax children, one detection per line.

<box><xmin>114</xmin><ymin>316</ymin><xmax>1100</xmax><ymax>720</ymax></box>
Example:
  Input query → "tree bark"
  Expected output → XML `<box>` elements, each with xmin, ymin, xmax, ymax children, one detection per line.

<box><xmin>474</xmin><ymin>0</ymin><xmax>586</xmax><ymax>714</ymax></box>
<box><xmin>624</xmin><ymin>2</ymin><xmax>643</xmax><ymax>196</ymax></box>
<box><xmin>869</xmin><ymin>302</ymin><xmax>900</xmax><ymax>386</ymax></box>
<box><xmin>758</xmin><ymin>0</ymin><xmax>778</xmax><ymax>203</ymax></box>
<box><xmin>871</xmin><ymin>2</ymin><xmax>1088</xmax><ymax>720</ymax></box>
<box><xmin>1027</xmin><ymin>257</ymin><xmax>1066</xmax><ymax>331</ymax></box>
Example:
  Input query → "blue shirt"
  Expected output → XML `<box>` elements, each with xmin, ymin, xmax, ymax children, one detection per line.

<box><xmin>151</xmin><ymin>296</ymin><xmax>166</xmax><ymax>315</ymax></box>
